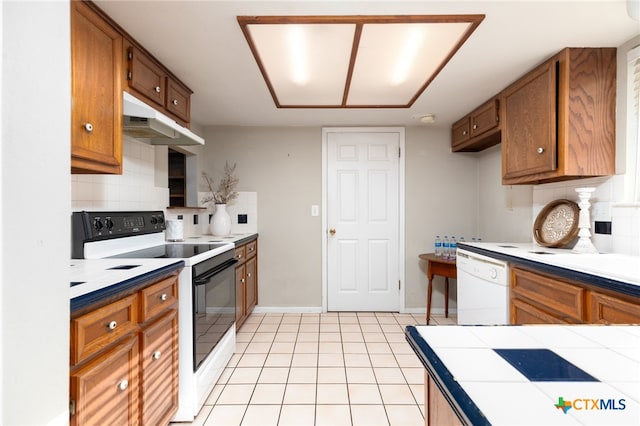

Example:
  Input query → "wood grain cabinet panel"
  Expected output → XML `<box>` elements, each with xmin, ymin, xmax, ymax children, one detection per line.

<box><xmin>71</xmin><ymin>294</ymin><xmax>138</xmax><ymax>365</ymax></box>
<box><xmin>502</xmin><ymin>48</ymin><xmax>616</xmax><ymax>184</ymax></box>
<box><xmin>451</xmin><ymin>98</ymin><xmax>500</xmax><ymax>152</ymax></box>
<box><xmin>70</xmin><ymin>0</ymin><xmax>123</xmax><ymax>174</ymax></box>
<box><xmin>235</xmin><ymin>238</ymin><xmax>259</xmax><ymax>329</ymax></box>
<box><xmin>139</xmin><ymin>309</ymin><xmax>179</xmax><ymax>426</ymax></box>
<box><xmin>166</xmin><ymin>78</ymin><xmax>191</xmax><ymax>123</ymax></box>
<box><xmin>510</xmin><ymin>267</ymin><xmax>584</xmax><ymax>324</ymax></box>
<box><xmin>70</xmin><ymin>335</ymin><xmax>139</xmax><ymax>426</ymax></box>
<box><xmin>139</xmin><ymin>275</ymin><xmax>178</xmax><ymax>323</ymax></box>
<box><xmin>126</xmin><ymin>45</ymin><xmax>166</xmax><ymax>108</ymax></box>
<box><xmin>588</xmin><ymin>291</ymin><xmax>640</xmax><ymax>324</ymax></box>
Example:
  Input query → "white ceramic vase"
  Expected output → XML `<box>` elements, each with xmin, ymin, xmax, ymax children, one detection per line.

<box><xmin>210</xmin><ymin>204</ymin><xmax>231</xmax><ymax>236</ymax></box>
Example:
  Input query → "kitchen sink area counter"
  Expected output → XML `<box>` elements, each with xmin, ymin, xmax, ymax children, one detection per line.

<box><xmin>458</xmin><ymin>242</ymin><xmax>640</xmax><ymax>295</ymax></box>
<box><xmin>406</xmin><ymin>324</ymin><xmax>640</xmax><ymax>426</ymax></box>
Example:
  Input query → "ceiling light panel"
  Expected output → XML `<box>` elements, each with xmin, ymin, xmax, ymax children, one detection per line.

<box><xmin>238</xmin><ymin>15</ymin><xmax>484</xmax><ymax>108</ymax></box>
<box><xmin>247</xmin><ymin>23</ymin><xmax>355</xmax><ymax>106</ymax></box>
<box><xmin>347</xmin><ymin>22</ymin><xmax>473</xmax><ymax>106</ymax></box>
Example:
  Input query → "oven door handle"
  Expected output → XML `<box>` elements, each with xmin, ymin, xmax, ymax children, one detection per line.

<box><xmin>193</xmin><ymin>258</ymin><xmax>239</xmax><ymax>286</ymax></box>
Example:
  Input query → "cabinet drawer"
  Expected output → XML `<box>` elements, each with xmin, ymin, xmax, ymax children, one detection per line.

<box><xmin>139</xmin><ymin>275</ymin><xmax>178</xmax><ymax>323</ymax></box>
<box><xmin>127</xmin><ymin>46</ymin><xmax>166</xmax><ymax>107</ymax></box>
<box><xmin>511</xmin><ymin>267</ymin><xmax>584</xmax><ymax>322</ymax></box>
<box><xmin>140</xmin><ymin>309</ymin><xmax>179</xmax><ymax>425</ymax></box>
<box><xmin>71</xmin><ymin>294</ymin><xmax>138</xmax><ymax>365</ymax></box>
<box><xmin>235</xmin><ymin>245</ymin><xmax>247</xmax><ymax>262</ymax></box>
<box><xmin>471</xmin><ymin>99</ymin><xmax>499</xmax><ymax>137</ymax></box>
<box><xmin>511</xmin><ymin>298</ymin><xmax>573</xmax><ymax>325</ymax></box>
<box><xmin>451</xmin><ymin>117</ymin><xmax>470</xmax><ymax>147</ymax></box>
<box><xmin>165</xmin><ymin>78</ymin><xmax>191</xmax><ymax>123</ymax></box>
<box><xmin>588</xmin><ymin>291</ymin><xmax>640</xmax><ymax>324</ymax></box>
<box><xmin>246</xmin><ymin>240</ymin><xmax>257</xmax><ymax>259</ymax></box>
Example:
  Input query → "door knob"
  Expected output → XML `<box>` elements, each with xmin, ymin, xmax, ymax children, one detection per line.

<box><xmin>329</xmin><ymin>228</ymin><xmax>336</xmax><ymax>236</ymax></box>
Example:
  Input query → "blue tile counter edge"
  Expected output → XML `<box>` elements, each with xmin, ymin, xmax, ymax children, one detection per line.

<box><xmin>70</xmin><ymin>260</ymin><xmax>184</xmax><ymax>312</ymax></box>
<box><xmin>458</xmin><ymin>243</ymin><xmax>640</xmax><ymax>299</ymax></box>
<box><xmin>405</xmin><ymin>325</ymin><xmax>490</xmax><ymax>426</ymax></box>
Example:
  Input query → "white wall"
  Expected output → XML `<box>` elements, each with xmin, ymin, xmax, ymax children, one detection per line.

<box><xmin>201</xmin><ymin>126</ymin><xmax>479</xmax><ymax>311</ymax></box>
<box><xmin>1</xmin><ymin>2</ymin><xmax>70</xmax><ymax>424</ymax></box>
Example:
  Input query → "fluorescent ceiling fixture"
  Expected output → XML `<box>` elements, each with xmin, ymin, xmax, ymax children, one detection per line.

<box><xmin>238</xmin><ymin>15</ymin><xmax>484</xmax><ymax>108</ymax></box>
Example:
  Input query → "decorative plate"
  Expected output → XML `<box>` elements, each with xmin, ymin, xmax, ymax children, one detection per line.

<box><xmin>533</xmin><ymin>199</ymin><xmax>579</xmax><ymax>248</ymax></box>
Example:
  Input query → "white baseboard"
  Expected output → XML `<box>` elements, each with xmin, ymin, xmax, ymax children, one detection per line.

<box><xmin>252</xmin><ymin>306</ymin><xmax>323</xmax><ymax>314</ymax></box>
<box><xmin>403</xmin><ymin>307</ymin><xmax>458</xmax><ymax>315</ymax></box>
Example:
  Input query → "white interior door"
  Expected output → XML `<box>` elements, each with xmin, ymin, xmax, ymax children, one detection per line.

<box><xmin>325</xmin><ymin>129</ymin><xmax>401</xmax><ymax>311</ymax></box>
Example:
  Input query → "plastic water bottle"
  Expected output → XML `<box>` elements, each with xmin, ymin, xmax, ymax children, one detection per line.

<box><xmin>434</xmin><ymin>236</ymin><xmax>442</xmax><ymax>256</ymax></box>
<box><xmin>450</xmin><ymin>236</ymin><xmax>457</xmax><ymax>260</ymax></box>
<box><xmin>443</xmin><ymin>236</ymin><xmax>450</xmax><ymax>259</ymax></box>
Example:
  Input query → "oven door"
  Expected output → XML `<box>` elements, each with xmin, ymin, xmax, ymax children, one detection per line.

<box><xmin>192</xmin><ymin>257</ymin><xmax>238</xmax><ymax>371</ymax></box>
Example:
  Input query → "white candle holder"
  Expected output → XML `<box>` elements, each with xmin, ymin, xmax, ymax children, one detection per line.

<box><xmin>572</xmin><ymin>187</ymin><xmax>598</xmax><ymax>254</ymax></box>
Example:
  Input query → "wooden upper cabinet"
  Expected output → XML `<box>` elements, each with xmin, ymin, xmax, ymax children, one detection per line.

<box><xmin>71</xmin><ymin>0</ymin><xmax>123</xmax><ymax>174</ymax></box>
<box><xmin>124</xmin><ymin>39</ymin><xmax>193</xmax><ymax>126</ymax></box>
<box><xmin>451</xmin><ymin>98</ymin><xmax>500</xmax><ymax>152</ymax></box>
<box><xmin>126</xmin><ymin>45</ymin><xmax>166</xmax><ymax>108</ymax></box>
<box><xmin>502</xmin><ymin>48</ymin><xmax>616</xmax><ymax>184</ymax></box>
<box><xmin>166</xmin><ymin>78</ymin><xmax>192</xmax><ymax>123</ymax></box>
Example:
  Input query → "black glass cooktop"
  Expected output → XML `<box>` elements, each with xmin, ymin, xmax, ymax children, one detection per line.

<box><xmin>109</xmin><ymin>243</ymin><xmax>228</xmax><ymax>259</ymax></box>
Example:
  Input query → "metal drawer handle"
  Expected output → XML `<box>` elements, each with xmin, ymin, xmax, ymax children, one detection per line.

<box><xmin>537</xmin><ymin>147</ymin><xmax>545</xmax><ymax>154</ymax></box>
<box><xmin>172</xmin><ymin>99</ymin><xmax>178</xmax><ymax>105</ymax></box>
<box><xmin>155</xmin><ymin>86</ymin><xmax>161</xmax><ymax>93</ymax></box>
<box><xmin>237</xmin><ymin>254</ymin><xmax>243</xmax><ymax>259</ymax></box>
<box><xmin>84</xmin><ymin>123</ymin><xmax>93</xmax><ymax>133</ymax></box>
<box><xmin>241</xmin><ymin>278</ymin><xmax>245</xmax><ymax>284</ymax></box>
<box><xmin>247</xmin><ymin>273</ymin><xmax>251</xmax><ymax>278</ymax></box>
<box><xmin>152</xmin><ymin>351</ymin><xmax>161</xmax><ymax>360</ymax></box>
<box><xmin>462</xmin><ymin>130</ymin><xmax>467</xmax><ymax>135</ymax></box>
<box><xmin>160</xmin><ymin>293</ymin><xmax>168</xmax><ymax>301</ymax></box>
<box><xmin>118</xmin><ymin>379</ymin><xmax>128</xmax><ymax>391</ymax></box>
<box><xmin>107</xmin><ymin>321</ymin><xmax>117</xmax><ymax>330</ymax></box>
<box><xmin>473</xmin><ymin>124</ymin><xmax>478</xmax><ymax>129</ymax></box>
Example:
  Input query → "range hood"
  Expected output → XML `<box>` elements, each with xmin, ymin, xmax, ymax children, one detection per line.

<box><xmin>122</xmin><ymin>92</ymin><xmax>204</xmax><ymax>146</ymax></box>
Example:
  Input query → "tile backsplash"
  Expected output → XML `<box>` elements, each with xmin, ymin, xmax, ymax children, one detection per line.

<box><xmin>533</xmin><ymin>175</ymin><xmax>640</xmax><ymax>255</ymax></box>
<box><xmin>72</xmin><ymin>137</ymin><xmax>168</xmax><ymax>211</ymax></box>
<box><xmin>72</xmin><ymin>137</ymin><xmax>259</xmax><ymax>239</ymax></box>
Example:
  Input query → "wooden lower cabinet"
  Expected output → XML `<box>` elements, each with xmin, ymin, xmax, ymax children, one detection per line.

<box><xmin>588</xmin><ymin>291</ymin><xmax>640</xmax><ymax>324</ymax></box>
<box><xmin>70</xmin><ymin>336</ymin><xmax>139</xmax><ymax>426</ymax></box>
<box><xmin>235</xmin><ymin>238</ymin><xmax>258</xmax><ymax>329</ymax></box>
<box><xmin>510</xmin><ymin>265</ymin><xmax>640</xmax><ymax>325</ymax></box>
<box><xmin>140</xmin><ymin>309</ymin><xmax>179</xmax><ymax>426</ymax></box>
<box><xmin>425</xmin><ymin>372</ymin><xmax>462</xmax><ymax>426</ymax></box>
<box><xmin>70</xmin><ymin>273</ymin><xmax>179</xmax><ymax>425</ymax></box>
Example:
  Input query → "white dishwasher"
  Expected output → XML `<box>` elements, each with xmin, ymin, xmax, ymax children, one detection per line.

<box><xmin>456</xmin><ymin>248</ymin><xmax>510</xmax><ymax>325</ymax></box>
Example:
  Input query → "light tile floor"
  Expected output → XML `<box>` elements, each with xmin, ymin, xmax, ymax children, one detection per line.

<box><xmin>177</xmin><ymin>312</ymin><xmax>457</xmax><ymax>426</ymax></box>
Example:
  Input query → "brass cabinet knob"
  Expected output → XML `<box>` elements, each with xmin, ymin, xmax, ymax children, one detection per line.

<box><xmin>329</xmin><ymin>228</ymin><xmax>336</xmax><ymax>236</ymax></box>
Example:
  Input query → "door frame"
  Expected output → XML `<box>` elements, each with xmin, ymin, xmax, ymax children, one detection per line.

<box><xmin>321</xmin><ymin>127</ymin><xmax>406</xmax><ymax>313</ymax></box>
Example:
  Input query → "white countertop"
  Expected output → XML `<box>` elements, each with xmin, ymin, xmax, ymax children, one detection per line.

<box><xmin>70</xmin><ymin>258</ymin><xmax>184</xmax><ymax>300</ymax></box>
<box><xmin>460</xmin><ymin>242</ymin><xmax>640</xmax><ymax>287</ymax></box>
<box><xmin>174</xmin><ymin>232</ymin><xmax>257</xmax><ymax>245</ymax></box>
<box><xmin>408</xmin><ymin>324</ymin><xmax>640</xmax><ymax>425</ymax></box>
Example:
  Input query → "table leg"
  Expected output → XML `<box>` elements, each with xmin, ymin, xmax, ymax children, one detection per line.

<box><xmin>444</xmin><ymin>277</ymin><xmax>449</xmax><ymax>318</ymax></box>
<box><xmin>426</xmin><ymin>276</ymin><xmax>433</xmax><ymax>325</ymax></box>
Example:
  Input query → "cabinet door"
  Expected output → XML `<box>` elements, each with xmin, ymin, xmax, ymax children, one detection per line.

<box><xmin>70</xmin><ymin>335</ymin><xmax>139</xmax><ymax>426</ymax></box>
<box><xmin>71</xmin><ymin>0</ymin><xmax>123</xmax><ymax>174</ymax></box>
<box><xmin>502</xmin><ymin>59</ymin><xmax>557</xmax><ymax>181</ymax></box>
<box><xmin>235</xmin><ymin>264</ymin><xmax>246</xmax><ymax>326</ymax></box>
<box><xmin>451</xmin><ymin>117</ymin><xmax>470</xmax><ymax>148</ymax></box>
<box><xmin>140</xmin><ymin>309</ymin><xmax>179</xmax><ymax>426</ymax></box>
<box><xmin>166</xmin><ymin>78</ymin><xmax>191</xmax><ymax>123</ymax></box>
<box><xmin>127</xmin><ymin>46</ymin><xmax>166</xmax><ymax>108</ymax></box>
<box><xmin>588</xmin><ymin>291</ymin><xmax>640</xmax><ymax>324</ymax></box>
<box><xmin>470</xmin><ymin>99</ymin><xmax>499</xmax><ymax>138</ymax></box>
<box><xmin>245</xmin><ymin>256</ymin><xmax>257</xmax><ymax>315</ymax></box>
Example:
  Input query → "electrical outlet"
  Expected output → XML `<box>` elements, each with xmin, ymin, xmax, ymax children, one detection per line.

<box><xmin>193</xmin><ymin>214</ymin><xmax>198</xmax><ymax>225</ymax></box>
<box><xmin>238</xmin><ymin>214</ymin><xmax>248</xmax><ymax>224</ymax></box>
<box><xmin>311</xmin><ymin>205</ymin><xmax>319</xmax><ymax>216</ymax></box>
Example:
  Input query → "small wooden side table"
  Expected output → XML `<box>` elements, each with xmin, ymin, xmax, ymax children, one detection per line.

<box><xmin>419</xmin><ymin>253</ymin><xmax>457</xmax><ymax>324</ymax></box>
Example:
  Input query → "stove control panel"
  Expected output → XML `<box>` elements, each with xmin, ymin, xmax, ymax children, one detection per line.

<box><xmin>72</xmin><ymin>211</ymin><xmax>166</xmax><ymax>258</ymax></box>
